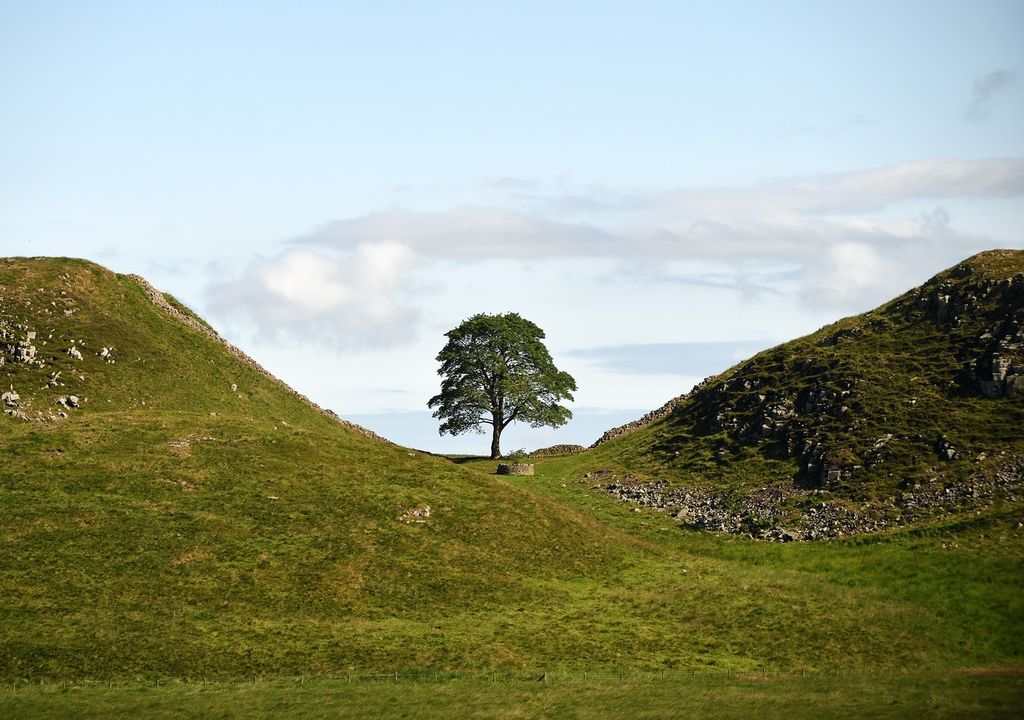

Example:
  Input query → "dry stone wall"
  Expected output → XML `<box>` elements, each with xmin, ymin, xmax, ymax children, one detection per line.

<box><xmin>589</xmin><ymin>375</ymin><xmax>719</xmax><ymax>448</ymax></box>
<box><xmin>529</xmin><ymin>444</ymin><xmax>586</xmax><ymax>457</ymax></box>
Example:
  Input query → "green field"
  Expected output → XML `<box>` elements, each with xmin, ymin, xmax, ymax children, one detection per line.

<box><xmin>2</xmin><ymin>671</ymin><xmax>1023</xmax><ymax>720</ymax></box>
<box><xmin>2</xmin><ymin>257</ymin><xmax>1023</xmax><ymax>716</ymax></box>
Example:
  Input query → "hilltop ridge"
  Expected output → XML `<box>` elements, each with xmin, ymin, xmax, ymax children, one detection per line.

<box><xmin>1</xmin><ymin>257</ymin><xmax>385</xmax><ymax>441</ymax></box>
<box><xmin>577</xmin><ymin>249</ymin><xmax>1024</xmax><ymax>540</ymax></box>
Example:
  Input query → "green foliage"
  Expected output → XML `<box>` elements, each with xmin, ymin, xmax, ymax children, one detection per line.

<box><xmin>427</xmin><ymin>312</ymin><xmax>576</xmax><ymax>458</ymax></box>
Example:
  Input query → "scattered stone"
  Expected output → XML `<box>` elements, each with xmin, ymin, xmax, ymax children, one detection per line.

<box><xmin>399</xmin><ymin>505</ymin><xmax>431</xmax><ymax>523</ymax></box>
<box><xmin>2</xmin><ymin>388</ymin><xmax>20</xmax><ymax>408</ymax></box>
<box><xmin>67</xmin><ymin>345</ymin><xmax>83</xmax><ymax>361</ymax></box>
<box><xmin>602</xmin><ymin>456</ymin><xmax>1024</xmax><ymax>542</ymax></box>
<box><xmin>936</xmin><ymin>436</ymin><xmax>959</xmax><ymax>461</ymax></box>
<box><xmin>14</xmin><ymin>333</ymin><xmax>39</xmax><ymax>364</ymax></box>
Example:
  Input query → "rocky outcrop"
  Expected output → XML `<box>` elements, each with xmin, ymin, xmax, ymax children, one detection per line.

<box><xmin>2</xmin><ymin>387</ymin><xmax>20</xmax><ymax>408</ymax></box>
<box><xmin>1</xmin><ymin>325</ymin><xmax>42</xmax><ymax>367</ymax></box>
<box><xmin>589</xmin><ymin>253</ymin><xmax>1024</xmax><ymax>496</ymax></box>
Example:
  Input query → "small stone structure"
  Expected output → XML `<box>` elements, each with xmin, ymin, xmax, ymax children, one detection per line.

<box><xmin>497</xmin><ymin>463</ymin><xmax>535</xmax><ymax>476</ymax></box>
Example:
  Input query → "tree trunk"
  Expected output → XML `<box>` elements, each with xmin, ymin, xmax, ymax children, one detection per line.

<box><xmin>490</xmin><ymin>415</ymin><xmax>502</xmax><ymax>459</ymax></box>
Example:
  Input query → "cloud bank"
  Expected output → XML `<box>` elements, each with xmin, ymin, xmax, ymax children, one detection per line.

<box><xmin>210</xmin><ymin>157</ymin><xmax>1023</xmax><ymax>348</ymax></box>
<box><xmin>568</xmin><ymin>341</ymin><xmax>774</xmax><ymax>376</ymax></box>
<box><xmin>207</xmin><ymin>243</ymin><xmax>419</xmax><ymax>350</ymax></box>
<box><xmin>300</xmin><ymin>158</ymin><xmax>1022</xmax><ymax>261</ymax></box>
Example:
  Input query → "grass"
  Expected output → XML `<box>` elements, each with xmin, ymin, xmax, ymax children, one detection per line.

<box><xmin>1</xmin><ymin>671</ymin><xmax>1022</xmax><ymax>719</ymax></box>
<box><xmin>2</xmin><ymin>255</ymin><xmax>1024</xmax><ymax>716</ymax></box>
<box><xmin>581</xmin><ymin>249</ymin><xmax>1024</xmax><ymax>499</ymax></box>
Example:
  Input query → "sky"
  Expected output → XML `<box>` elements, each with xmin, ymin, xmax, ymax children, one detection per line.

<box><xmin>2</xmin><ymin>1</ymin><xmax>1023</xmax><ymax>453</ymax></box>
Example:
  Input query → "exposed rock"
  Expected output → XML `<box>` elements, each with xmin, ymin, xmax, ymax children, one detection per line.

<box><xmin>67</xmin><ymin>345</ymin><xmax>83</xmax><ymax>361</ymax></box>
<box><xmin>399</xmin><ymin>505</ymin><xmax>431</xmax><ymax>523</ymax></box>
<box><xmin>604</xmin><ymin>456</ymin><xmax>1024</xmax><ymax>542</ymax></box>
<box><xmin>2</xmin><ymin>388</ymin><xmax>20</xmax><ymax>408</ymax></box>
<box><xmin>14</xmin><ymin>333</ymin><xmax>39</xmax><ymax>364</ymax></box>
<box><xmin>936</xmin><ymin>436</ymin><xmax>959</xmax><ymax>461</ymax></box>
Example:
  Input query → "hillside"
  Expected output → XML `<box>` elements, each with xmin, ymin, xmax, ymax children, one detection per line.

<box><xmin>1</xmin><ymin>256</ymin><xmax>1022</xmax><ymax>688</ymax></box>
<box><xmin>576</xmin><ymin>249</ymin><xmax>1024</xmax><ymax>540</ymax></box>
<box><xmin>0</xmin><ymin>258</ymin><xmax>637</xmax><ymax>676</ymax></box>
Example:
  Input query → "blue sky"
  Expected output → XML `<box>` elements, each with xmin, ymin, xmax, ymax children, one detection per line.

<box><xmin>2</xmin><ymin>1</ymin><xmax>1023</xmax><ymax>452</ymax></box>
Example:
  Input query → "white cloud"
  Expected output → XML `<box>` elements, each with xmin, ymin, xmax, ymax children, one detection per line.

<box><xmin>288</xmin><ymin>158</ymin><xmax>1021</xmax><ymax>311</ymax></box>
<box><xmin>206</xmin><ymin>243</ymin><xmax>419</xmax><ymax>350</ymax></box>
<box><xmin>654</xmin><ymin>158</ymin><xmax>1024</xmax><ymax>222</ymax></box>
<box><xmin>800</xmin><ymin>242</ymin><xmax>887</xmax><ymax>308</ymax></box>
<box><xmin>297</xmin><ymin>205</ymin><xmax>618</xmax><ymax>259</ymax></box>
<box><xmin>300</xmin><ymin>158</ymin><xmax>1023</xmax><ymax>259</ymax></box>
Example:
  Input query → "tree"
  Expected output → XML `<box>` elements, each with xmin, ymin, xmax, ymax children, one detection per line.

<box><xmin>428</xmin><ymin>313</ymin><xmax>577</xmax><ymax>459</ymax></box>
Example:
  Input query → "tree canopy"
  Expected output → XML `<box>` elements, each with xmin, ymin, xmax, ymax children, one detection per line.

<box><xmin>427</xmin><ymin>313</ymin><xmax>577</xmax><ymax>459</ymax></box>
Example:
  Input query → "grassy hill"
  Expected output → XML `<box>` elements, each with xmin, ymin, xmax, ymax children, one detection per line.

<box><xmin>0</xmin><ymin>258</ymin><xmax>638</xmax><ymax>676</ymax></box>
<box><xmin>563</xmin><ymin>250</ymin><xmax>1024</xmax><ymax>540</ymax></box>
<box><xmin>1</xmin><ymin>256</ymin><xmax>1022</xmax><ymax>715</ymax></box>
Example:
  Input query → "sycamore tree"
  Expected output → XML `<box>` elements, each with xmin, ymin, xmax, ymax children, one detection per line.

<box><xmin>428</xmin><ymin>312</ymin><xmax>577</xmax><ymax>459</ymax></box>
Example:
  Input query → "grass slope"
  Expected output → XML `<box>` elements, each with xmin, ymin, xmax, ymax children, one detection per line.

<box><xmin>1</xmin><ymin>257</ymin><xmax>1023</xmax><ymax>715</ymax></box>
<box><xmin>3</xmin><ymin>671</ymin><xmax>1023</xmax><ymax>720</ymax></box>
<box><xmin>0</xmin><ymin>259</ymin><xmax>632</xmax><ymax>676</ymax></box>
<box><xmin>583</xmin><ymin>250</ymin><xmax>1024</xmax><ymax>501</ymax></box>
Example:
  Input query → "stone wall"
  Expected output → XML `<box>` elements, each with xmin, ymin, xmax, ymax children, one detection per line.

<box><xmin>589</xmin><ymin>375</ymin><xmax>718</xmax><ymax>449</ymax></box>
<box><xmin>529</xmin><ymin>444</ymin><xmax>586</xmax><ymax>457</ymax></box>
